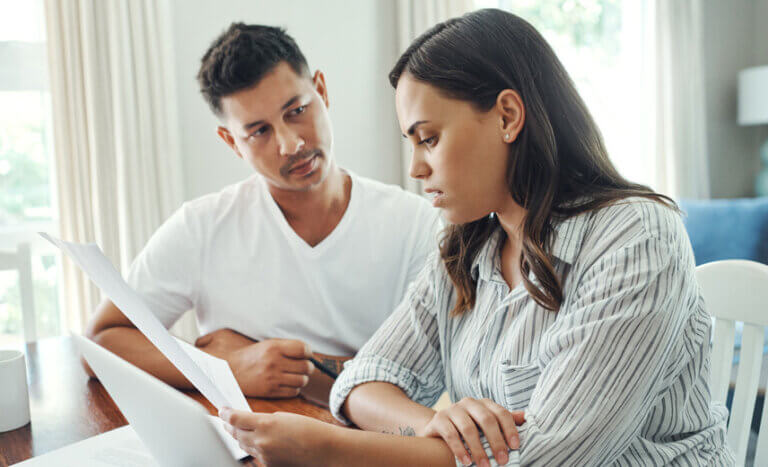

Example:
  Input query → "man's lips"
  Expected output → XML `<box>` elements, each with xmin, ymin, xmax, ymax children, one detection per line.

<box><xmin>289</xmin><ymin>155</ymin><xmax>317</xmax><ymax>173</ymax></box>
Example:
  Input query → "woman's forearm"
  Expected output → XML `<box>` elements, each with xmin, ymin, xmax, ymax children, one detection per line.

<box><xmin>343</xmin><ymin>382</ymin><xmax>436</xmax><ymax>435</ymax></box>
<box><xmin>328</xmin><ymin>426</ymin><xmax>456</xmax><ymax>467</ymax></box>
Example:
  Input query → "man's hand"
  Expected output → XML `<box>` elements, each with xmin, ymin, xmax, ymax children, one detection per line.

<box><xmin>195</xmin><ymin>329</ymin><xmax>315</xmax><ymax>398</ymax></box>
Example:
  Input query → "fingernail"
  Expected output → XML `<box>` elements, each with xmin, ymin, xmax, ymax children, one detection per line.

<box><xmin>510</xmin><ymin>435</ymin><xmax>520</xmax><ymax>449</ymax></box>
<box><xmin>461</xmin><ymin>455</ymin><xmax>471</xmax><ymax>466</ymax></box>
<box><xmin>480</xmin><ymin>459</ymin><xmax>491</xmax><ymax>467</ymax></box>
<box><xmin>497</xmin><ymin>451</ymin><xmax>508</xmax><ymax>464</ymax></box>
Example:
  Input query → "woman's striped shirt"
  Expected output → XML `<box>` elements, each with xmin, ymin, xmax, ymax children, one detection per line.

<box><xmin>330</xmin><ymin>198</ymin><xmax>734</xmax><ymax>466</ymax></box>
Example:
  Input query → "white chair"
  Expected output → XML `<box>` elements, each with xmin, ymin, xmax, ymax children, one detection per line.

<box><xmin>697</xmin><ymin>259</ymin><xmax>768</xmax><ymax>465</ymax></box>
<box><xmin>0</xmin><ymin>243</ymin><xmax>37</xmax><ymax>342</ymax></box>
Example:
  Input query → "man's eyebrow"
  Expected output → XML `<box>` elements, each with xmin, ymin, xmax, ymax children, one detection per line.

<box><xmin>243</xmin><ymin>95</ymin><xmax>304</xmax><ymax>131</ymax></box>
<box><xmin>402</xmin><ymin>120</ymin><xmax>430</xmax><ymax>138</ymax></box>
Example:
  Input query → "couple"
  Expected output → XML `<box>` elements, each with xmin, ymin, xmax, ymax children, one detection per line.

<box><xmin>85</xmin><ymin>8</ymin><xmax>734</xmax><ymax>466</ymax></box>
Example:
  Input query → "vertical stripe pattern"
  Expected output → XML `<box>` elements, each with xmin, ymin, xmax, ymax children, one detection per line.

<box><xmin>330</xmin><ymin>198</ymin><xmax>734</xmax><ymax>466</ymax></box>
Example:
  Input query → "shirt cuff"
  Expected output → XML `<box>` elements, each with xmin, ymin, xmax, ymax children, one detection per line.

<box><xmin>329</xmin><ymin>355</ymin><xmax>424</xmax><ymax>425</ymax></box>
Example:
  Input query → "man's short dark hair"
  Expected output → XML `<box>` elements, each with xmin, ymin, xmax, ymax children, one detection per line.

<box><xmin>197</xmin><ymin>23</ymin><xmax>310</xmax><ymax>116</ymax></box>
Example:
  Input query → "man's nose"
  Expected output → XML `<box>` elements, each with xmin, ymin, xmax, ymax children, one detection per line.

<box><xmin>276</xmin><ymin>125</ymin><xmax>305</xmax><ymax>157</ymax></box>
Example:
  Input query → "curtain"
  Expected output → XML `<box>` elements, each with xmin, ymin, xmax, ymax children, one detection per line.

<box><xmin>43</xmin><ymin>0</ymin><xmax>196</xmax><ymax>339</ymax></box>
<box><xmin>396</xmin><ymin>0</ymin><xmax>475</xmax><ymax>193</ymax></box>
<box><xmin>647</xmin><ymin>0</ymin><xmax>710</xmax><ymax>199</ymax></box>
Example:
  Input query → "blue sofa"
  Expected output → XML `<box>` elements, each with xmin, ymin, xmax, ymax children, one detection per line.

<box><xmin>679</xmin><ymin>197</ymin><xmax>768</xmax><ymax>265</ymax></box>
<box><xmin>679</xmin><ymin>197</ymin><xmax>768</xmax><ymax>439</ymax></box>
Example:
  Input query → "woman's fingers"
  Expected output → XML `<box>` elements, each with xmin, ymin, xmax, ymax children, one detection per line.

<box><xmin>449</xmin><ymin>408</ymin><xmax>489</xmax><ymax>467</ymax></box>
<box><xmin>220</xmin><ymin>408</ymin><xmax>263</xmax><ymax>430</ymax></box>
<box><xmin>432</xmin><ymin>416</ymin><xmax>473</xmax><ymax>466</ymax></box>
<box><xmin>463</xmin><ymin>400</ymin><xmax>510</xmax><ymax>464</ymax></box>
<box><xmin>480</xmin><ymin>399</ymin><xmax>520</xmax><ymax>450</ymax></box>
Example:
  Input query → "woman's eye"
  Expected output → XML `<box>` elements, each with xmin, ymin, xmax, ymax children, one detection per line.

<box><xmin>418</xmin><ymin>136</ymin><xmax>437</xmax><ymax>147</ymax></box>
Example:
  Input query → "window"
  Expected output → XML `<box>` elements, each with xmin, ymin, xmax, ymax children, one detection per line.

<box><xmin>0</xmin><ymin>0</ymin><xmax>61</xmax><ymax>346</ymax></box>
<box><xmin>475</xmin><ymin>0</ymin><xmax>655</xmax><ymax>188</ymax></box>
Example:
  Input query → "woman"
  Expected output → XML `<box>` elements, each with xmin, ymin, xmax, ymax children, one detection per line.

<box><xmin>219</xmin><ymin>9</ymin><xmax>734</xmax><ymax>466</ymax></box>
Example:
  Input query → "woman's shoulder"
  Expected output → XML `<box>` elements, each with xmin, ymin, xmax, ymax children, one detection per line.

<box><xmin>572</xmin><ymin>196</ymin><xmax>687</xmax><ymax>266</ymax></box>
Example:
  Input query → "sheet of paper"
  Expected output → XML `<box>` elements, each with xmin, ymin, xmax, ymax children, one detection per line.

<box><xmin>176</xmin><ymin>338</ymin><xmax>250</xmax><ymax>411</ymax></box>
<box><xmin>12</xmin><ymin>417</ymin><xmax>248</xmax><ymax>466</ymax></box>
<box><xmin>40</xmin><ymin>233</ymin><xmax>246</xmax><ymax>411</ymax></box>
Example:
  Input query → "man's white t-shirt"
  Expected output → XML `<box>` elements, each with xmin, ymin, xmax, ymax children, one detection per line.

<box><xmin>126</xmin><ymin>171</ymin><xmax>441</xmax><ymax>356</ymax></box>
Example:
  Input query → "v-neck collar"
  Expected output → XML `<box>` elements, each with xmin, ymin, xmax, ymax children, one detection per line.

<box><xmin>259</xmin><ymin>171</ymin><xmax>358</xmax><ymax>258</ymax></box>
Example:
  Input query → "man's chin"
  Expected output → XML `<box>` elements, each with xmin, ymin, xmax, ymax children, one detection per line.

<box><xmin>286</xmin><ymin>164</ymin><xmax>330</xmax><ymax>192</ymax></box>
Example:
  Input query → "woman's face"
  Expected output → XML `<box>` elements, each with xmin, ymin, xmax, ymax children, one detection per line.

<box><xmin>395</xmin><ymin>73</ymin><xmax>518</xmax><ymax>224</ymax></box>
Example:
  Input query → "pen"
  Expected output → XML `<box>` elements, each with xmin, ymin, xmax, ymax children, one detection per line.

<box><xmin>309</xmin><ymin>356</ymin><xmax>339</xmax><ymax>379</ymax></box>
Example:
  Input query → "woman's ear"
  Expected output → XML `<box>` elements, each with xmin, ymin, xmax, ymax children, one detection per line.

<box><xmin>496</xmin><ymin>89</ymin><xmax>525</xmax><ymax>144</ymax></box>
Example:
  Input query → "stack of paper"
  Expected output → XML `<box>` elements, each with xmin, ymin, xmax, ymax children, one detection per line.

<box><xmin>40</xmin><ymin>233</ymin><xmax>250</xmax><ymax>412</ymax></box>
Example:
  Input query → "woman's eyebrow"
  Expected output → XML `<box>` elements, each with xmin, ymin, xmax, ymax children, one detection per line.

<box><xmin>403</xmin><ymin>120</ymin><xmax>430</xmax><ymax>138</ymax></box>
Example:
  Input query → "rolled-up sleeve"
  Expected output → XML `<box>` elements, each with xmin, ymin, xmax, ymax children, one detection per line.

<box><xmin>330</xmin><ymin>254</ymin><xmax>447</xmax><ymax>425</ymax></box>
<box><xmin>512</xmin><ymin>235</ymin><xmax>690</xmax><ymax>465</ymax></box>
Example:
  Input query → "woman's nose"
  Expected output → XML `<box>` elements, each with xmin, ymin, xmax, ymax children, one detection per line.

<box><xmin>409</xmin><ymin>150</ymin><xmax>431</xmax><ymax>180</ymax></box>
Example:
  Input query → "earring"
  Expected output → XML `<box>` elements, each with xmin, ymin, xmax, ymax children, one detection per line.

<box><xmin>504</xmin><ymin>134</ymin><xmax>511</xmax><ymax>142</ymax></box>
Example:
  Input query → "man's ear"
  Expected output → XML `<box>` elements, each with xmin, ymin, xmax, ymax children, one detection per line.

<box><xmin>496</xmin><ymin>89</ymin><xmax>525</xmax><ymax>144</ymax></box>
<box><xmin>313</xmin><ymin>70</ymin><xmax>329</xmax><ymax>109</ymax></box>
<box><xmin>217</xmin><ymin>126</ymin><xmax>244</xmax><ymax>160</ymax></box>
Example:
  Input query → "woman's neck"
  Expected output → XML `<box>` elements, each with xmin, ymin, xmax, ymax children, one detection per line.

<box><xmin>495</xmin><ymin>197</ymin><xmax>527</xmax><ymax>245</ymax></box>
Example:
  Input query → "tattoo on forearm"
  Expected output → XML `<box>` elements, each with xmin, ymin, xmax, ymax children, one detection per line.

<box><xmin>379</xmin><ymin>426</ymin><xmax>416</xmax><ymax>437</ymax></box>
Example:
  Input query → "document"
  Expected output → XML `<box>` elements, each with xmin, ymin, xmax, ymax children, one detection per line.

<box><xmin>11</xmin><ymin>416</ymin><xmax>248</xmax><ymax>466</ymax></box>
<box><xmin>40</xmin><ymin>233</ymin><xmax>250</xmax><ymax>412</ymax></box>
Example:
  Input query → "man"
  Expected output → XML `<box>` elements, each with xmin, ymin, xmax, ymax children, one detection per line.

<box><xmin>83</xmin><ymin>23</ymin><xmax>440</xmax><ymax>405</ymax></box>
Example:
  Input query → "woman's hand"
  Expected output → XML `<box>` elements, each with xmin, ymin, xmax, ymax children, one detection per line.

<box><xmin>219</xmin><ymin>407</ymin><xmax>338</xmax><ymax>466</ymax></box>
<box><xmin>419</xmin><ymin>397</ymin><xmax>525</xmax><ymax>467</ymax></box>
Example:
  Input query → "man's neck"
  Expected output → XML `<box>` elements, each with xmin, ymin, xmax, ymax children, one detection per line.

<box><xmin>267</xmin><ymin>164</ymin><xmax>350</xmax><ymax>225</ymax></box>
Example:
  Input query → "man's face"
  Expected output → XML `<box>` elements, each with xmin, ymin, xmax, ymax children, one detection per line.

<box><xmin>217</xmin><ymin>62</ymin><xmax>334</xmax><ymax>192</ymax></box>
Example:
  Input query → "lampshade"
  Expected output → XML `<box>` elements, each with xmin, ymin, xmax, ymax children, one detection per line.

<box><xmin>739</xmin><ymin>65</ymin><xmax>768</xmax><ymax>125</ymax></box>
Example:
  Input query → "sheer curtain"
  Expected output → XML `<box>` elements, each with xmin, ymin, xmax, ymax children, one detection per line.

<box><xmin>396</xmin><ymin>0</ymin><xmax>475</xmax><ymax>193</ymax></box>
<box><xmin>647</xmin><ymin>0</ymin><xmax>710</xmax><ymax>199</ymax></box>
<box><xmin>43</xmin><ymin>0</ymin><xmax>195</xmax><ymax>338</ymax></box>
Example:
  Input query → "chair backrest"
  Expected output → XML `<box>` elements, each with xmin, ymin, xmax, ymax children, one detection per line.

<box><xmin>696</xmin><ymin>259</ymin><xmax>768</xmax><ymax>465</ymax></box>
<box><xmin>0</xmin><ymin>243</ymin><xmax>37</xmax><ymax>342</ymax></box>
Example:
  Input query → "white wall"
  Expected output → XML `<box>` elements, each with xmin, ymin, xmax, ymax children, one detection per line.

<box><xmin>166</xmin><ymin>0</ymin><xmax>768</xmax><ymax>201</ymax></box>
<box><xmin>702</xmin><ymin>0</ymin><xmax>768</xmax><ymax>198</ymax></box>
<box><xmin>166</xmin><ymin>0</ymin><xmax>401</xmax><ymax>200</ymax></box>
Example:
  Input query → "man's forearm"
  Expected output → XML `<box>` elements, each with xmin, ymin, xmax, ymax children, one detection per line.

<box><xmin>90</xmin><ymin>326</ymin><xmax>193</xmax><ymax>389</ymax></box>
<box><xmin>343</xmin><ymin>382</ymin><xmax>436</xmax><ymax>435</ymax></box>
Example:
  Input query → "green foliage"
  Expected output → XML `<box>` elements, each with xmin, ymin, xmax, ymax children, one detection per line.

<box><xmin>0</xmin><ymin>261</ymin><xmax>60</xmax><ymax>338</ymax></box>
<box><xmin>500</xmin><ymin>0</ymin><xmax>623</xmax><ymax>57</ymax></box>
<box><xmin>0</xmin><ymin>93</ymin><xmax>53</xmax><ymax>225</ymax></box>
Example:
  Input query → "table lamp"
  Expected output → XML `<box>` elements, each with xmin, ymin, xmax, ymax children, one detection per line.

<box><xmin>739</xmin><ymin>65</ymin><xmax>768</xmax><ymax>196</ymax></box>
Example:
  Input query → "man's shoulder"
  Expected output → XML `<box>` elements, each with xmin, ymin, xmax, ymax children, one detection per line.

<box><xmin>181</xmin><ymin>175</ymin><xmax>264</xmax><ymax>219</ymax></box>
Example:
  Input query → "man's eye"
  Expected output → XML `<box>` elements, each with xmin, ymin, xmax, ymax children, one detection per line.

<box><xmin>289</xmin><ymin>105</ymin><xmax>307</xmax><ymax>116</ymax></box>
<box><xmin>418</xmin><ymin>136</ymin><xmax>437</xmax><ymax>147</ymax></box>
<box><xmin>251</xmin><ymin>126</ymin><xmax>268</xmax><ymax>137</ymax></box>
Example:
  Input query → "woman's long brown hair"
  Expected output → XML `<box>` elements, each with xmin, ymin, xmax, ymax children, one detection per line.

<box><xmin>389</xmin><ymin>9</ymin><xmax>676</xmax><ymax>315</ymax></box>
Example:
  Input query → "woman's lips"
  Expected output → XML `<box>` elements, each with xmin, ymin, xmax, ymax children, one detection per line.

<box><xmin>425</xmin><ymin>190</ymin><xmax>445</xmax><ymax>207</ymax></box>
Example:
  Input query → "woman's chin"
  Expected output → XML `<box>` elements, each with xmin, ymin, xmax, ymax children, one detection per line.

<box><xmin>444</xmin><ymin>209</ymin><xmax>491</xmax><ymax>226</ymax></box>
